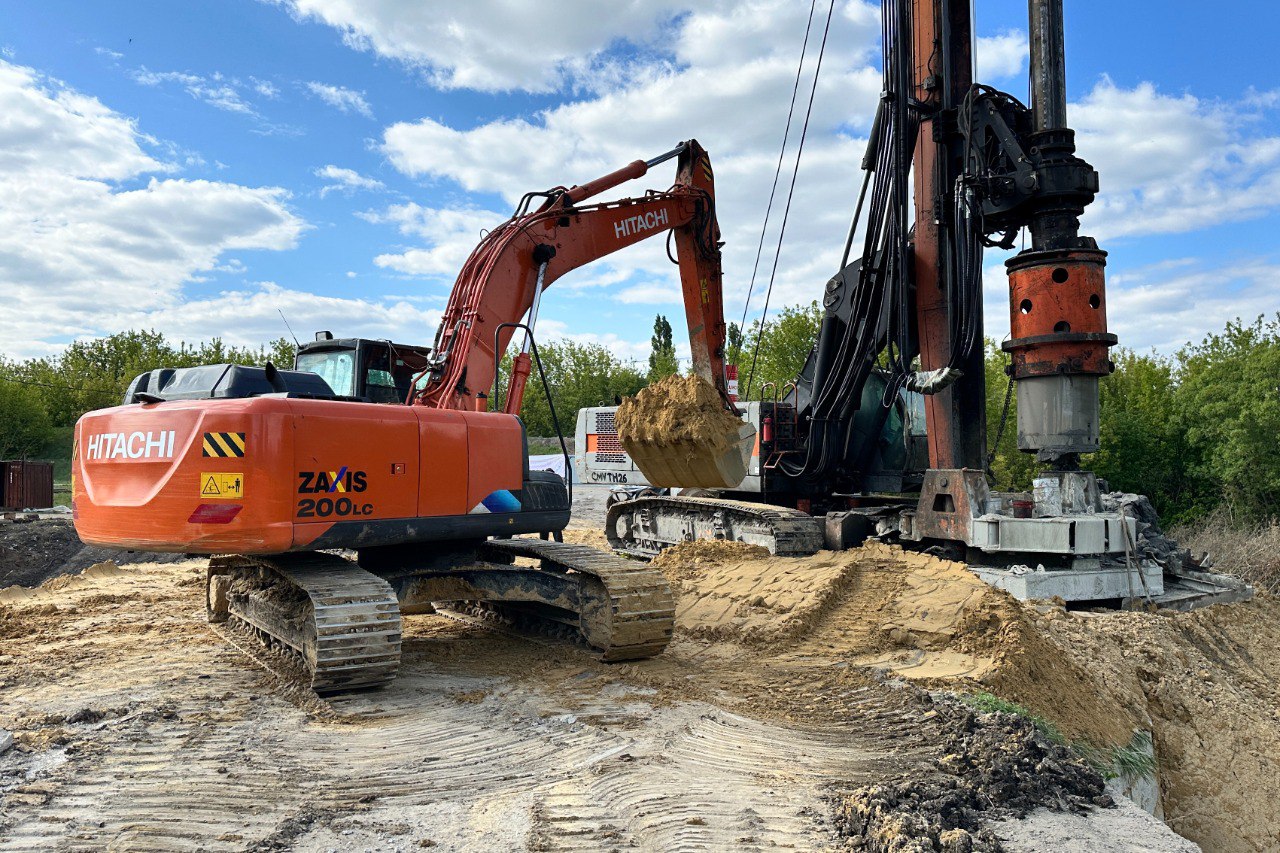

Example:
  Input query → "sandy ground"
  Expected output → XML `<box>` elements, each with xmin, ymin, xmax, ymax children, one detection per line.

<box><xmin>0</xmin><ymin>492</ymin><xmax>1225</xmax><ymax>851</ymax></box>
<box><xmin>0</xmin><ymin>557</ymin><xmax>937</xmax><ymax>851</ymax></box>
<box><xmin>639</xmin><ymin>527</ymin><xmax>1278</xmax><ymax>853</ymax></box>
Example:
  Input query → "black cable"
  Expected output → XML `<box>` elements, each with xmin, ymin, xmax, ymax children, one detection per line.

<box><xmin>746</xmin><ymin>0</ymin><xmax>837</xmax><ymax>399</ymax></box>
<box><xmin>840</xmin><ymin>165</ymin><xmax>874</xmax><ymax>270</ymax></box>
<box><xmin>988</xmin><ymin>368</ymin><xmax>1015</xmax><ymax>476</ymax></box>
<box><xmin>737</xmin><ymin>0</ymin><xmax>820</xmax><ymax>355</ymax></box>
<box><xmin>781</xmin><ymin>0</ymin><xmax>919</xmax><ymax>479</ymax></box>
<box><xmin>528</xmin><ymin>332</ymin><xmax>572</xmax><ymax>507</ymax></box>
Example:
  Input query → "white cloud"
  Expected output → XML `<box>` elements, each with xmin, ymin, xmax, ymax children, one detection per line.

<box><xmin>252</xmin><ymin>78</ymin><xmax>280</xmax><ymax>98</ymax></box>
<box><xmin>982</xmin><ymin>252</ymin><xmax>1280</xmax><ymax>355</ymax></box>
<box><xmin>1102</xmin><ymin>258</ymin><xmax>1280</xmax><ymax>352</ymax></box>
<box><xmin>1076</xmin><ymin>79</ymin><xmax>1280</xmax><ymax>241</ymax></box>
<box><xmin>615</xmin><ymin>283</ymin><xmax>683</xmax><ymax>305</ymax></box>
<box><xmin>314</xmin><ymin>164</ymin><xmax>384</xmax><ymax>196</ymax></box>
<box><xmin>534</xmin><ymin>318</ymin><xmax>675</xmax><ymax>365</ymax></box>
<box><xmin>304</xmin><ymin>81</ymin><xmax>373</xmax><ymax>118</ymax></box>
<box><xmin>0</xmin><ymin>61</ymin><xmax>163</xmax><ymax>180</ymax></box>
<box><xmin>281</xmin><ymin>1</ymin><xmax>1280</xmax><ymax>362</ymax></box>
<box><xmin>361</xmin><ymin>202</ymin><xmax>506</xmax><ymax>276</ymax></box>
<box><xmin>279</xmin><ymin>0</ymin><xmax>692</xmax><ymax>93</ymax></box>
<box><xmin>377</xmin><ymin>1</ymin><xmax>882</xmax><ymax>319</ymax></box>
<box><xmin>109</xmin><ymin>281</ymin><xmax>441</xmax><ymax>350</ymax></box>
<box><xmin>0</xmin><ymin>59</ymin><xmax>306</xmax><ymax>358</ymax></box>
<box><xmin>132</xmin><ymin>67</ymin><xmax>259</xmax><ymax>116</ymax></box>
<box><xmin>975</xmin><ymin>30</ymin><xmax>1026</xmax><ymax>81</ymax></box>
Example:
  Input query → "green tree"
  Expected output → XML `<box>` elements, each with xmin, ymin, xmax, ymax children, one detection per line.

<box><xmin>261</xmin><ymin>337</ymin><xmax>299</xmax><ymax>367</ymax></box>
<box><xmin>983</xmin><ymin>342</ymin><xmax>1038</xmax><ymax>490</ymax></box>
<box><xmin>15</xmin><ymin>330</ymin><xmax>181</xmax><ymax>425</ymax></box>
<box><xmin>648</xmin><ymin>314</ymin><xmax>678</xmax><ymax>380</ymax></box>
<box><xmin>725</xmin><ymin>321</ymin><xmax>745</xmax><ymax>368</ymax></box>
<box><xmin>8</xmin><ymin>330</ymin><xmax>301</xmax><ymax>428</ymax></box>
<box><xmin>0</xmin><ymin>375</ymin><xmax>54</xmax><ymax>459</ymax></box>
<box><xmin>739</xmin><ymin>301</ymin><xmax>822</xmax><ymax>399</ymax></box>
<box><xmin>1175</xmin><ymin>315</ymin><xmax>1280</xmax><ymax>520</ymax></box>
<box><xmin>1088</xmin><ymin>348</ymin><xmax>1203</xmax><ymax>521</ymax></box>
<box><xmin>495</xmin><ymin>340</ymin><xmax>646</xmax><ymax>437</ymax></box>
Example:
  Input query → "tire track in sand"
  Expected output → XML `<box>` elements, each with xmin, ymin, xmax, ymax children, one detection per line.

<box><xmin>0</xmin><ymin>561</ymin><xmax>915</xmax><ymax>851</ymax></box>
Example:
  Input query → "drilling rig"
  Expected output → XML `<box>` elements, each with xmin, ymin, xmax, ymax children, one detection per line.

<box><xmin>596</xmin><ymin>0</ymin><xmax>1177</xmax><ymax>603</ymax></box>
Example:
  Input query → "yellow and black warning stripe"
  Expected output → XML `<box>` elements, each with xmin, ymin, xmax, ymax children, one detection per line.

<box><xmin>202</xmin><ymin>431</ymin><xmax>246</xmax><ymax>458</ymax></box>
<box><xmin>700</xmin><ymin>157</ymin><xmax>714</xmax><ymax>182</ymax></box>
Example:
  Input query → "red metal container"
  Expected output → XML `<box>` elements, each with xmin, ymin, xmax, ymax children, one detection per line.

<box><xmin>1</xmin><ymin>460</ymin><xmax>54</xmax><ymax>511</ymax></box>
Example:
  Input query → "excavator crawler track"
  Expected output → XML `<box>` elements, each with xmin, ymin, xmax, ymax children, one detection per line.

<box><xmin>206</xmin><ymin>539</ymin><xmax>673</xmax><ymax>694</ymax></box>
<box><xmin>207</xmin><ymin>553</ymin><xmax>402</xmax><ymax>694</ymax></box>
<box><xmin>478</xmin><ymin>539</ymin><xmax>675</xmax><ymax>661</ymax></box>
<box><xmin>606</xmin><ymin>495</ymin><xmax>825</xmax><ymax>560</ymax></box>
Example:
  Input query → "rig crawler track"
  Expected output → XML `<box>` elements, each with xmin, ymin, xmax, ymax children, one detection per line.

<box><xmin>606</xmin><ymin>495</ymin><xmax>825</xmax><ymax>559</ymax></box>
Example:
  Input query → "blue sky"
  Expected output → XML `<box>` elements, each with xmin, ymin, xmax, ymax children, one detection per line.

<box><xmin>2</xmin><ymin>0</ymin><xmax>1279</xmax><ymax>364</ymax></box>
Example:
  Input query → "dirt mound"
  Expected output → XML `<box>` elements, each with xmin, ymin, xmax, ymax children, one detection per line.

<box><xmin>0</xmin><ymin>519</ymin><xmax>85</xmax><ymax>589</ymax></box>
<box><xmin>836</xmin><ymin>702</ymin><xmax>1111</xmax><ymax>852</ymax></box>
<box><xmin>0</xmin><ymin>604</ymin><xmax>49</xmax><ymax>640</ymax></box>
<box><xmin>0</xmin><ymin>560</ymin><xmax>134</xmax><ymax>605</ymax></box>
<box><xmin>650</xmin><ymin>539</ymin><xmax>768</xmax><ymax>580</ymax></box>
<box><xmin>662</xmin><ymin>545</ymin><xmax>861</xmax><ymax>644</ymax></box>
<box><xmin>658</xmin><ymin>538</ymin><xmax>1277</xmax><ymax>851</ymax></box>
<box><xmin>657</xmin><ymin>540</ymin><xmax>1025</xmax><ymax>679</ymax></box>
<box><xmin>616</xmin><ymin>374</ymin><xmax>741</xmax><ymax>448</ymax></box>
<box><xmin>0</xmin><ymin>529</ymin><xmax>1199</xmax><ymax>850</ymax></box>
<box><xmin>0</xmin><ymin>517</ymin><xmax>186</xmax><ymax>590</ymax></box>
<box><xmin>1009</xmin><ymin>598</ymin><xmax>1280</xmax><ymax>852</ymax></box>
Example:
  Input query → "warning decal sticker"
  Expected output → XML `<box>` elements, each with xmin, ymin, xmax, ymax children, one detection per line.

<box><xmin>199</xmin><ymin>472</ymin><xmax>244</xmax><ymax>499</ymax></box>
<box><xmin>202</xmin><ymin>432</ymin><xmax>246</xmax><ymax>457</ymax></box>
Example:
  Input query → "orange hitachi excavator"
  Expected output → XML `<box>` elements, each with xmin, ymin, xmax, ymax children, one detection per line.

<box><xmin>72</xmin><ymin>140</ymin><xmax>741</xmax><ymax>693</ymax></box>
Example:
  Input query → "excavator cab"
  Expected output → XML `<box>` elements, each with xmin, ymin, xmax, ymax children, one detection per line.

<box><xmin>293</xmin><ymin>333</ymin><xmax>433</xmax><ymax>404</ymax></box>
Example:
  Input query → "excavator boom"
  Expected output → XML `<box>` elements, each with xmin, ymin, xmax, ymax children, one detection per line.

<box><xmin>415</xmin><ymin>140</ymin><xmax>732</xmax><ymax>417</ymax></box>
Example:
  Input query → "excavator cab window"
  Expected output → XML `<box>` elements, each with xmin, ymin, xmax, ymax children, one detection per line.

<box><xmin>295</xmin><ymin>339</ymin><xmax>432</xmax><ymax>404</ymax></box>
<box><xmin>296</xmin><ymin>348</ymin><xmax>356</xmax><ymax>397</ymax></box>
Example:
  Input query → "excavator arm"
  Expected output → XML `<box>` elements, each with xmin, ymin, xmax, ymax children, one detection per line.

<box><xmin>411</xmin><ymin>140</ymin><xmax>731</xmax><ymax>416</ymax></box>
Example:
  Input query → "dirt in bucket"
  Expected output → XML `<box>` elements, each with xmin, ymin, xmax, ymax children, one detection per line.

<box><xmin>615</xmin><ymin>374</ymin><xmax>750</xmax><ymax>487</ymax></box>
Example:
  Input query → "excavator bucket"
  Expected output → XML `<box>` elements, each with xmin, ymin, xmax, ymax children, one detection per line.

<box><xmin>623</xmin><ymin>423</ymin><xmax>755</xmax><ymax>488</ymax></box>
<box><xmin>616</xmin><ymin>375</ymin><xmax>756</xmax><ymax>489</ymax></box>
